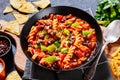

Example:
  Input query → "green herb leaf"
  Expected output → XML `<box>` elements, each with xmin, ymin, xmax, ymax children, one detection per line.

<box><xmin>110</xmin><ymin>7</ymin><xmax>116</xmax><ymax>18</ymax></box>
<box><xmin>46</xmin><ymin>56</ymin><xmax>56</xmax><ymax>63</ymax></box>
<box><xmin>99</xmin><ymin>0</ymin><xmax>108</xmax><ymax>4</ymax></box>
<box><xmin>117</xmin><ymin>4</ymin><xmax>120</xmax><ymax>13</ymax></box>
<box><xmin>103</xmin><ymin>2</ymin><xmax>111</xmax><ymax>9</ymax></box>
<box><xmin>95</xmin><ymin>0</ymin><xmax>120</xmax><ymax>27</ymax></box>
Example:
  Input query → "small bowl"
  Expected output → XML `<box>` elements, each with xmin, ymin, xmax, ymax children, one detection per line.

<box><xmin>0</xmin><ymin>35</ymin><xmax>12</xmax><ymax>59</ymax></box>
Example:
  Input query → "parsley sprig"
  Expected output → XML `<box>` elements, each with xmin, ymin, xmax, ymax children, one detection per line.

<box><xmin>95</xmin><ymin>0</ymin><xmax>120</xmax><ymax>27</ymax></box>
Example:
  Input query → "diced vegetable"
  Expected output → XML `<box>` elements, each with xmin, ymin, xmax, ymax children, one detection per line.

<box><xmin>41</xmin><ymin>44</ymin><xmax>57</xmax><ymax>52</ymax></box>
<box><xmin>47</xmin><ymin>44</ymin><xmax>56</xmax><ymax>52</ymax></box>
<box><xmin>66</xmin><ymin>21</ymin><xmax>72</xmax><ymax>25</ymax></box>
<box><xmin>59</xmin><ymin>53</ymin><xmax>65</xmax><ymax>60</ymax></box>
<box><xmin>44</xmin><ymin>35</ymin><xmax>49</xmax><ymax>39</ymax></box>
<box><xmin>34</xmin><ymin>44</ymin><xmax>40</xmax><ymax>48</ymax></box>
<box><xmin>56</xmin><ymin>32</ymin><xmax>61</xmax><ymax>38</ymax></box>
<box><xmin>61</xmin><ymin>48</ymin><xmax>68</xmax><ymax>54</ymax></box>
<box><xmin>43</xmin><ymin>30</ymin><xmax>47</xmax><ymax>34</ymax></box>
<box><xmin>54</xmin><ymin>40</ymin><xmax>60</xmax><ymax>47</ymax></box>
<box><xmin>46</xmin><ymin>56</ymin><xmax>56</xmax><ymax>63</ymax></box>
<box><xmin>71</xmin><ymin>22</ymin><xmax>79</xmax><ymax>27</ymax></box>
<box><xmin>38</xmin><ymin>30</ymin><xmax>47</xmax><ymax>36</ymax></box>
<box><xmin>62</xmin><ymin>29</ymin><xmax>70</xmax><ymax>35</ymax></box>
<box><xmin>57</xmin><ymin>47</ymin><xmax>62</xmax><ymax>52</ymax></box>
<box><xmin>41</xmin><ymin>45</ymin><xmax>47</xmax><ymax>51</ymax></box>
<box><xmin>82</xmin><ymin>30</ymin><xmax>92</xmax><ymax>36</ymax></box>
<box><xmin>65</xmin><ymin>40</ymin><xmax>70</xmax><ymax>44</ymax></box>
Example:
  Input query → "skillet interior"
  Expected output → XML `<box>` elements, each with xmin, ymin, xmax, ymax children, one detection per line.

<box><xmin>20</xmin><ymin>6</ymin><xmax>103</xmax><ymax>71</ymax></box>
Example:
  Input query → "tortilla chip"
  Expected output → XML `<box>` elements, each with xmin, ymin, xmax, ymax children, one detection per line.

<box><xmin>10</xmin><ymin>0</ymin><xmax>22</xmax><ymax>9</ymax></box>
<box><xmin>18</xmin><ymin>2</ymin><xmax>39</xmax><ymax>13</ymax></box>
<box><xmin>3</xmin><ymin>20</ymin><xmax>20</xmax><ymax>35</ymax></box>
<box><xmin>21</xmin><ymin>0</ymin><xmax>27</xmax><ymax>3</ymax></box>
<box><xmin>10</xmin><ymin>0</ymin><xmax>38</xmax><ymax>13</ymax></box>
<box><xmin>12</xmin><ymin>11</ymin><xmax>29</xmax><ymax>24</ymax></box>
<box><xmin>5</xmin><ymin>70</ymin><xmax>22</xmax><ymax>80</ymax></box>
<box><xmin>3</xmin><ymin>6</ymin><xmax>13</xmax><ymax>14</ymax></box>
<box><xmin>32</xmin><ymin>0</ymin><xmax>50</xmax><ymax>8</ymax></box>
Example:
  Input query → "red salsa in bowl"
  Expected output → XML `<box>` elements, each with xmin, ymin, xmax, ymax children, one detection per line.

<box><xmin>0</xmin><ymin>36</ymin><xmax>11</xmax><ymax>57</ymax></box>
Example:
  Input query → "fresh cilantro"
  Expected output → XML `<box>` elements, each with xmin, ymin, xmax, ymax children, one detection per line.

<box><xmin>95</xmin><ymin>0</ymin><xmax>120</xmax><ymax>27</ymax></box>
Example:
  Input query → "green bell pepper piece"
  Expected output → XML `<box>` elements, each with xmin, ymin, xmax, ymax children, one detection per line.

<box><xmin>82</xmin><ymin>30</ymin><xmax>92</xmax><ymax>36</ymax></box>
<box><xmin>46</xmin><ymin>56</ymin><xmax>56</xmax><ymax>63</ymax></box>
<box><xmin>61</xmin><ymin>48</ymin><xmax>68</xmax><ymax>54</ymax></box>
<box><xmin>62</xmin><ymin>29</ymin><xmax>70</xmax><ymax>36</ymax></box>
<box><xmin>47</xmin><ymin>44</ymin><xmax>56</xmax><ymax>52</ymax></box>
<box><xmin>71</xmin><ymin>22</ymin><xmax>79</xmax><ymax>27</ymax></box>
<box><xmin>41</xmin><ymin>45</ymin><xmax>47</xmax><ymax>51</ymax></box>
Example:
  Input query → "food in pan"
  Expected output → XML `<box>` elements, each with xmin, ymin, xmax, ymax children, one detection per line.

<box><xmin>27</xmin><ymin>13</ymin><xmax>97</xmax><ymax>70</ymax></box>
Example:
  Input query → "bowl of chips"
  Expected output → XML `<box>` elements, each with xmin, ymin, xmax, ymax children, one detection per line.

<box><xmin>20</xmin><ymin>6</ymin><xmax>103</xmax><ymax>71</ymax></box>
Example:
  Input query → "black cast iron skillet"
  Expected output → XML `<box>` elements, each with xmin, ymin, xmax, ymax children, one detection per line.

<box><xmin>20</xmin><ymin>6</ymin><xmax>103</xmax><ymax>72</ymax></box>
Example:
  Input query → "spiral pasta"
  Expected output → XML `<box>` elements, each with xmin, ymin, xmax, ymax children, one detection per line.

<box><xmin>27</xmin><ymin>13</ymin><xmax>97</xmax><ymax>70</ymax></box>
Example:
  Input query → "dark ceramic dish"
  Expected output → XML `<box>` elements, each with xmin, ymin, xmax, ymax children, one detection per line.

<box><xmin>20</xmin><ymin>6</ymin><xmax>103</xmax><ymax>71</ymax></box>
<box><xmin>0</xmin><ymin>35</ymin><xmax>12</xmax><ymax>58</ymax></box>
